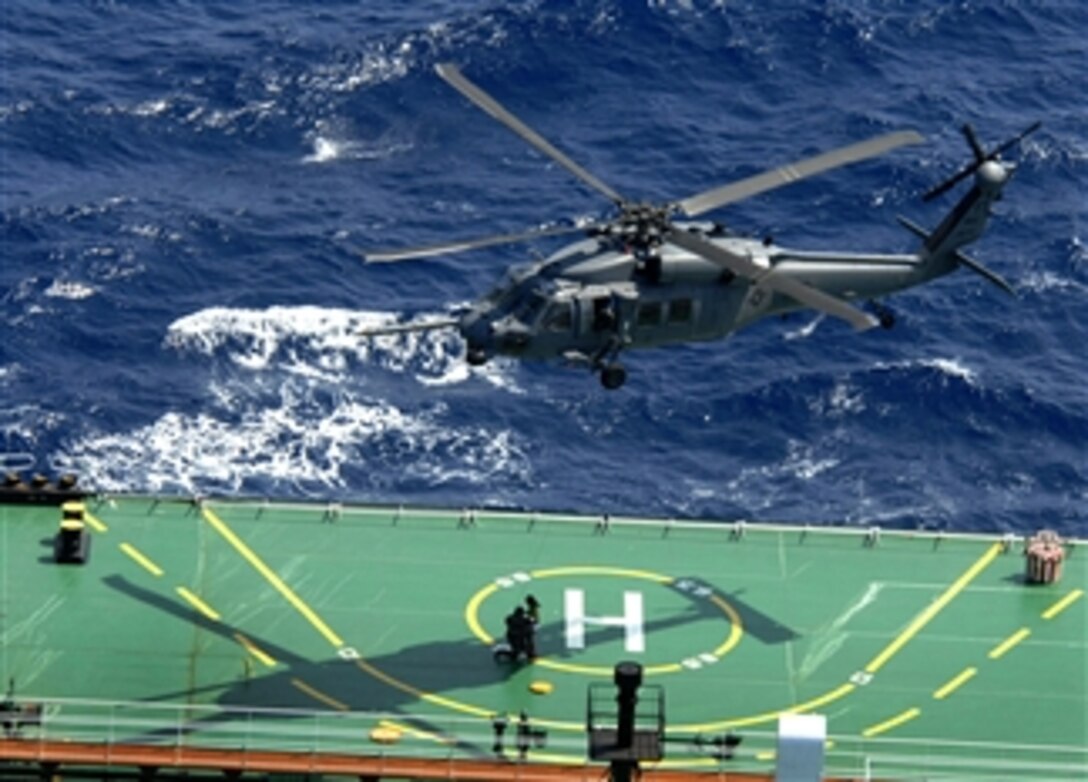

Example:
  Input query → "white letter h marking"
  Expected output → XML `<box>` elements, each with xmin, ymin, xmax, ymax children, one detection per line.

<box><xmin>564</xmin><ymin>588</ymin><xmax>645</xmax><ymax>653</ymax></box>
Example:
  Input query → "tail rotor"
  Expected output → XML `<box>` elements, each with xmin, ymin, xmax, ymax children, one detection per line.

<box><xmin>923</xmin><ymin>120</ymin><xmax>1041</xmax><ymax>202</ymax></box>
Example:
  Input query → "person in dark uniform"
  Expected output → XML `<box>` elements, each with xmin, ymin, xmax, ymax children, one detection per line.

<box><xmin>525</xmin><ymin>594</ymin><xmax>540</xmax><ymax>625</ymax></box>
<box><xmin>504</xmin><ymin>605</ymin><xmax>537</xmax><ymax>661</ymax></box>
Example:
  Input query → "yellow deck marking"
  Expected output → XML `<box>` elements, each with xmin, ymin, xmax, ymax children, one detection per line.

<box><xmin>933</xmin><ymin>666</ymin><xmax>977</xmax><ymax>700</ymax></box>
<box><xmin>352</xmin><ymin>659</ymin><xmax>494</xmax><ymax>719</ymax></box>
<box><xmin>378</xmin><ymin>719</ymin><xmax>454</xmax><ymax>745</ymax></box>
<box><xmin>233</xmin><ymin>632</ymin><xmax>276</xmax><ymax>667</ymax></box>
<box><xmin>988</xmin><ymin>627</ymin><xmax>1030</xmax><ymax>659</ymax></box>
<box><xmin>1042</xmin><ymin>589</ymin><xmax>1084</xmax><ymax>620</ymax></box>
<box><xmin>864</xmin><ymin>542</ymin><xmax>1002</xmax><ymax>674</ymax></box>
<box><xmin>530</xmin><ymin>565</ymin><xmax>671</xmax><ymax>582</ymax></box>
<box><xmin>862</xmin><ymin>707</ymin><xmax>921</xmax><ymax>738</ymax></box>
<box><xmin>674</xmin><ymin>682</ymin><xmax>857</xmax><ymax>733</ymax></box>
<box><xmin>466</xmin><ymin>567</ymin><xmax>743</xmax><ymax>677</ymax></box>
<box><xmin>709</xmin><ymin>594</ymin><xmax>744</xmax><ymax>656</ymax></box>
<box><xmin>176</xmin><ymin>587</ymin><xmax>221</xmax><ymax>621</ymax></box>
<box><xmin>201</xmin><ymin>507</ymin><xmax>344</xmax><ymax>648</ymax></box>
<box><xmin>83</xmin><ymin>512</ymin><xmax>108</xmax><ymax>533</ymax></box>
<box><xmin>465</xmin><ymin>583</ymin><xmax>498</xmax><ymax>642</ymax></box>
<box><xmin>119</xmin><ymin>543</ymin><xmax>164</xmax><ymax>577</ymax></box>
<box><xmin>290</xmin><ymin>678</ymin><xmax>348</xmax><ymax>711</ymax></box>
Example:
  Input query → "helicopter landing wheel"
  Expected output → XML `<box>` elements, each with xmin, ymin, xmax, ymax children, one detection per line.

<box><xmin>600</xmin><ymin>364</ymin><xmax>627</xmax><ymax>390</ymax></box>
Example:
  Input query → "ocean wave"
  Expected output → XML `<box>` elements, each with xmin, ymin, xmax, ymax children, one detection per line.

<box><xmin>2</xmin><ymin>0</ymin><xmax>1084</xmax><ymax>534</ymax></box>
<box><xmin>164</xmin><ymin>304</ymin><xmax>520</xmax><ymax>391</ymax></box>
<box><xmin>60</xmin><ymin>384</ymin><xmax>531</xmax><ymax>498</ymax></box>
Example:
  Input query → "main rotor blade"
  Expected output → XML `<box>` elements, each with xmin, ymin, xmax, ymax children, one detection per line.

<box><xmin>357</xmin><ymin>318</ymin><xmax>460</xmax><ymax>338</ymax></box>
<box><xmin>363</xmin><ymin>223</ymin><xmax>589</xmax><ymax>263</ymax></box>
<box><xmin>675</xmin><ymin>130</ymin><xmax>925</xmax><ymax>217</ymax></box>
<box><xmin>436</xmin><ymin>63</ymin><xmax>627</xmax><ymax>206</ymax></box>
<box><xmin>666</xmin><ymin>228</ymin><xmax>877</xmax><ymax>331</ymax></box>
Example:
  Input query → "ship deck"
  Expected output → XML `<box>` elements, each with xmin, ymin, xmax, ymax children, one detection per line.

<box><xmin>1</xmin><ymin>497</ymin><xmax>1085</xmax><ymax>779</ymax></box>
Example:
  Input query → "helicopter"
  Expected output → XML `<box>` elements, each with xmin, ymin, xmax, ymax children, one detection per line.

<box><xmin>361</xmin><ymin>64</ymin><xmax>1039</xmax><ymax>389</ymax></box>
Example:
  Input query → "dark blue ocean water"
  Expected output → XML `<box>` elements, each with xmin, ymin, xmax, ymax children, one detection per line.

<box><xmin>1</xmin><ymin>1</ymin><xmax>1085</xmax><ymax>534</ymax></box>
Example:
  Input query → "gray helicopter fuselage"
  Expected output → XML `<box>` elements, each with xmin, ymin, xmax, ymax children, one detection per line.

<box><xmin>459</xmin><ymin>233</ymin><xmax>928</xmax><ymax>363</ymax></box>
<box><xmin>459</xmin><ymin>158</ymin><xmax>1012</xmax><ymax>367</ymax></box>
<box><xmin>363</xmin><ymin>64</ymin><xmax>1033</xmax><ymax>388</ymax></box>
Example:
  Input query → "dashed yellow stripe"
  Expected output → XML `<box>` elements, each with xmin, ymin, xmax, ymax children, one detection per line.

<box><xmin>933</xmin><ymin>666</ymin><xmax>977</xmax><ymax>700</ymax></box>
<box><xmin>988</xmin><ymin>627</ymin><xmax>1030</xmax><ymax>659</ymax></box>
<box><xmin>234</xmin><ymin>632</ymin><xmax>276</xmax><ymax>667</ymax></box>
<box><xmin>291</xmin><ymin>678</ymin><xmax>348</xmax><ymax>711</ymax></box>
<box><xmin>1042</xmin><ymin>589</ymin><xmax>1084</xmax><ymax>620</ymax></box>
<box><xmin>865</xmin><ymin>543</ymin><xmax>1002</xmax><ymax>674</ymax></box>
<box><xmin>83</xmin><ymin>512</ymin><xmax>108</xmax><ymax>533</ymax></box>
<box><xmin>176</xmin><ymin>587</ymin><xmax>221</xmax><ymax>621</ymax></box>
<box><xmin>119</xmin><ymin>543</ymin><xmax>163</xmax><ymax>577</ymax></box>
<box><xmin>862</xmin><ymin>707</ymin><xmax>921</xmax><ymax>738</ymax></box>
<box><xmin>202</xmin><ymin>507</ymin><xmax>344</xmax><ymax>648</ymax></box>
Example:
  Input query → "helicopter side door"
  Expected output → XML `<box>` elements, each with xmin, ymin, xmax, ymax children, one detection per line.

<box><xmin>574</xmin><ymin>285</ymin><xmax>638</xmax><ymax>345</ymax></box>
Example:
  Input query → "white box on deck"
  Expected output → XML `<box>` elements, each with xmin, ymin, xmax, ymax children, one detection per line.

<box><xmin>775</xmin><ymin>713</ymin><xmax>826</xmax><ymax>782</ymax></box>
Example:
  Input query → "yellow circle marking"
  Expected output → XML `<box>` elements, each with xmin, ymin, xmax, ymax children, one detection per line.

<box><xmin>464</xmin><ymin>565</ymin><xmax>743</xmax><ymax>676</ymax></box>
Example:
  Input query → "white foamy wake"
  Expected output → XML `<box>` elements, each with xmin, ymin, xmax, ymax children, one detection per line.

<box><xmin>873</xmin><ymin>356</ymin><xmax>979</xmax><ymax>387</ymax></box>
<box><xmin>301</xmin><ymin>134</ymin><xmax>414</xmax><ymax>164</ymax></box>
<box><xmin>61</xmin><ymin>385</ymin><xmax>530</xmax><ymax>496</ymax></box>
<box><xmin>59</xmin><ymin>304</ymin><xmax>530</xmax><ymax>494</ymax></box>
<box><xmin>164</xmin><ymin>304</ymin><xmax>520</xmax><ymax>392</ymax></box>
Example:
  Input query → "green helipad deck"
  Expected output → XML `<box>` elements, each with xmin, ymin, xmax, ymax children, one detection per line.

<box><xmin>1</xmin><ymin>497</ymin><xmax>1085</xmax><ymax>779</ymax></box>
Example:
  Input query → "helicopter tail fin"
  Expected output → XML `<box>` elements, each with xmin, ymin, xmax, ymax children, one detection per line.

<box><xmin>897</xmin><ymin>215</ymin><xmax>1015</xmax><ymax>296</ymax></box>
<box><xmin>901</xmin><ymin>122</ymin><xmax>1038</xmax><ymax>294</ymax></box>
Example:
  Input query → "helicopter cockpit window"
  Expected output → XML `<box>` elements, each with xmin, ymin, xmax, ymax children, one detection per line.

<box><xmin>668</xmin><ymin>298</ymin><xmax>693</xmax><ymax>324</ymax></box>
<box><xmin>512</xmin><ymin>293</ymin><xmax>547</xmax><ymax>324</ymax></box>
<box><xmin>544</xmin><ymin>302</ymin><xmax>573</xmax><ymax>332</ymax></box>
<box><xmin>637</xmin><ymin>302</ymin><xmax>662</xmax><ymax>327</ymax></box>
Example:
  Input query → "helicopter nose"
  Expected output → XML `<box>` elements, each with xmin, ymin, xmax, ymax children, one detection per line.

<box><xmin>460</xmin><ymin>314</ymin><xmax>495</xmax><ymax>364</ymax></box>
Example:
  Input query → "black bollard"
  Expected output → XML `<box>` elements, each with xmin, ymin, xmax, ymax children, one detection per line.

<box><xmin>614</xmin><ymin>661</ymin><xmax>642</xmax><ymax>749</ymax></box>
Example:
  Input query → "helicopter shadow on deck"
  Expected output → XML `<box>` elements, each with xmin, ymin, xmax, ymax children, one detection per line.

<box><xmin>102</xmin><ymin>572</ymin><xmax>798</xmax><ymax>749</ymax></box>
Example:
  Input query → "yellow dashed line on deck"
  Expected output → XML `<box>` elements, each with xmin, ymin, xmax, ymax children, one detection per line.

<box><xmin>234</xmin><ymin>632</ymin><xmax>276</xmax><ymax>667</ymax></box>
<box><xmin>988</xmin><ymin>627</ymin><xmax>1030</xmax><ymax>659</ymax></box>
<box><xmin>862</xmin><ymin>707</ymin><xmax>921</xmax><ymax>738</ymax></box>
<box><xmin>176</xmin><ymin>586</ymin><xmax>221</xmax><ymax>621</ymax></box>
<box><xmin>290</xmin><ymin>678</ymin><xmax>348</xmax><ymax>711</ymax></box>
<box><xmin>201</xmin><ymin>507</ymin><xmax>344</xmax><ymax>648</ymax></box>
<box><xmin>1042</xmin><ymin>589</ymin><xmax>1084</xmax><ymax>620</ymax></box>
<box><xmin>933</xmin><ymin>666</ymin><xmax>977</xmax><ymax>700</ymax></box>
<box><xmin>83</xmin><ymin>512</ymin><xmax>108</xmax><ymax>533</ymax></box>
<box><xmin>119</xmin><ymin>542</ymin><xmax>163</xmax><ymax>577</ymax></box>
<box><xmin>864</xmin><ymin>542</ymin><xmax>1002</xmax><ymax>675</ymax></box>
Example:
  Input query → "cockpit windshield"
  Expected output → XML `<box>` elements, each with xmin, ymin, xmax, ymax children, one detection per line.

<box><xmin>511</xmin><ymin>291</ymin><xmax>548</xmax><ymax>324</ymax></box>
